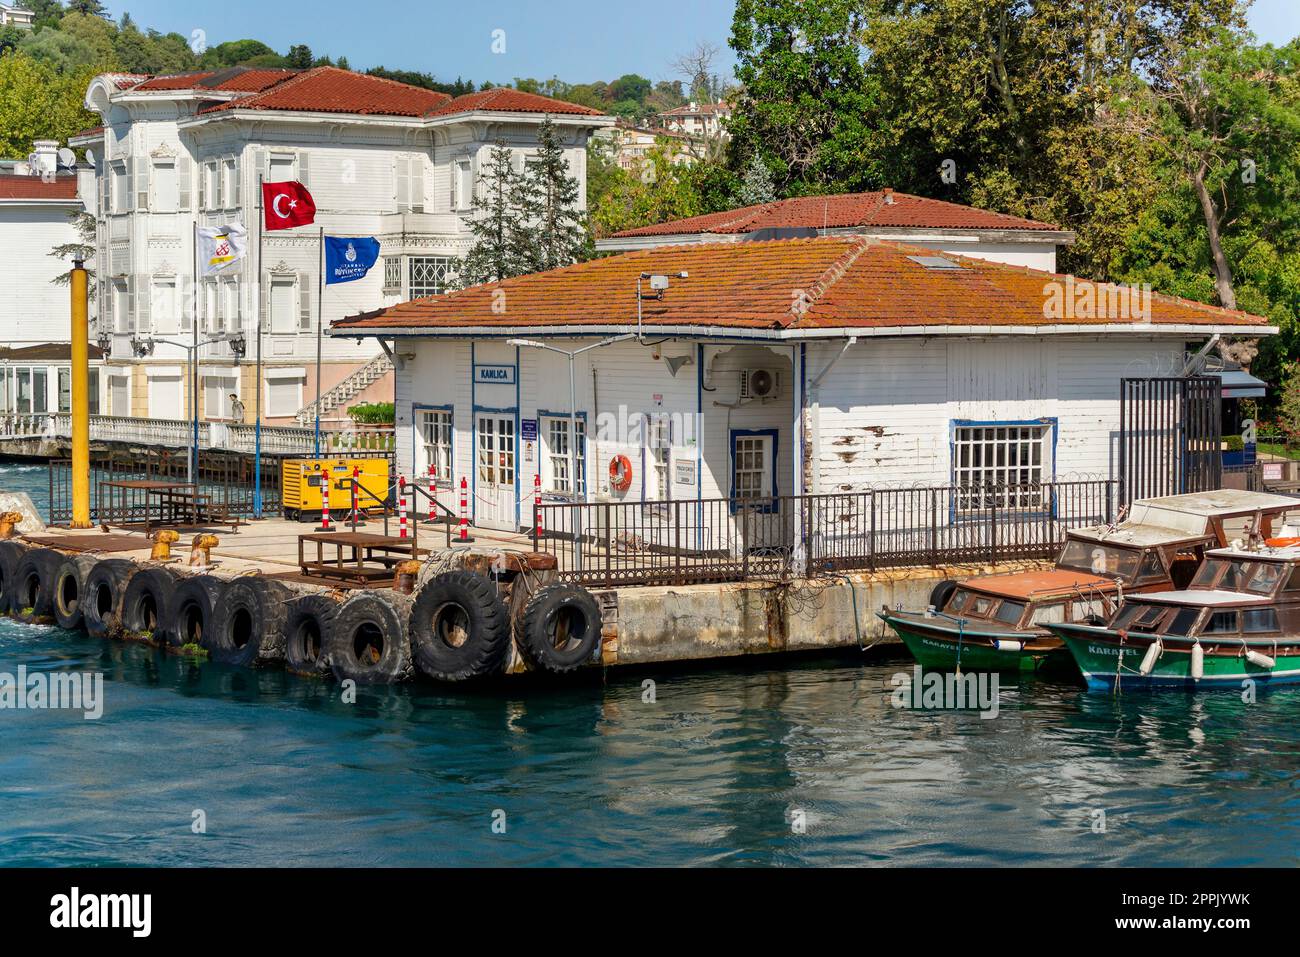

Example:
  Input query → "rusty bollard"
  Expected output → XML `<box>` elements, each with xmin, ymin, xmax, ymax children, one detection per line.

<box><xmin>394</xmin><ymin>560</ymin><xmax>421</xmax><ymax>595</ymax></box>
<box><xmin>190</xmin><ymin>533</ymin><xmax>219</xmax><ymax>569</ymax></box>
<box><xmin>150</xmin><ymin>528</ymin><xmax>180</xmax><ymax>561</ymax></box>
<box><xmin>0</xmin><ymin>511</ymin><xmax>22</xmax><ymax>539</ymax></box>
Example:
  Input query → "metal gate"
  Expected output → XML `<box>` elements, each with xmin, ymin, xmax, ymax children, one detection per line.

<box><xmin>1119</xmin><ymin>376</ymin><xmax>1221</xmax><ymax>505</ymax></box>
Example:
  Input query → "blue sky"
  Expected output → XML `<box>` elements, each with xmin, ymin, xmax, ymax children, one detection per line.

<box><xmin>105</xmin><ymin>0</ymin><xmax>1297</xmax><ymax>87</ymax></box>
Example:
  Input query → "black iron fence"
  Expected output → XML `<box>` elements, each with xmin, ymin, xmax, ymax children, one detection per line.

<box><xmin>47</xmin><ymin>450</ymin><xmax>289</xmax><ymax>526</ymax></box>
<box><xmin>537</xmin><ymin>479</ymin><xmax>1116</xmax><ymax>588</ymax></box>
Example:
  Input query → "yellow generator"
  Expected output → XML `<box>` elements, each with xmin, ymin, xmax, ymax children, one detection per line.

<box><xmin>282</xmin><ymin>458</ymin><xmax>389</xmax><ymax>521</ymax></box>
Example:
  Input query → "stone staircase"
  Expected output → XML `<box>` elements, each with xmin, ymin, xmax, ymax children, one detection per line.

<box><xmin>296</xmin><ymin>353</ymin><xmax>393</xmax><ymax>426</ymax></box>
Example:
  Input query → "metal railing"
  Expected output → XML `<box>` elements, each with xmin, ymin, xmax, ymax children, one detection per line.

<box><xmin>0</xmin><ymin>412</ymin><xmax>393</xmax><ymax>457</ymax></box>
<box><xmin>536</xmin><ymin>479</ymin><xmax>1116</xmax><ymax>587</ymax></box>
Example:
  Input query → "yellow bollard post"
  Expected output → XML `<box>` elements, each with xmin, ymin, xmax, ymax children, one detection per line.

<box><xmin>70</xmin><ymin>260</ymin><xmax>91</xmax><ymax>529</ymax></box>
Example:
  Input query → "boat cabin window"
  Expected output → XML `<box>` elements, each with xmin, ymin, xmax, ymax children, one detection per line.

<box><xmin>993</xmin><ymin>600</ymin><xmax>1026</xmax><ymax>625</ymax></box>
<box><xmin>1242</xmin><ymin>608</ymin><xmax>1280</xmax><ymax>634</ymax></box>
<box><xmin>1202</xmin><ymin>610</ymin><xmax>1239</xmax><ymax>636</ymax></box>
<box><xmin>1286</xmin><ymin>568</ymin><xmax>1300</xmax><ymax>592</ymax></box>
<box><xmin>1059</xmin><ymin>540</ymin><xmax>1141</xmax><ymax>580</ymax></box>
<box><xmin>1163</xmin><ymin>606</ymin><xmax>1202</xmax><ymax>637</ymax></box>
<box><xmin>1192</xmin><ymin>559</ymin><xmax>1287</xmax><ymax>596</ymax></box>
<box><xmin>969</xmin><ymin>596</ymin><xmax>996</xmax><ymax>617</ymax></box>
<box><xmin>1033</xmin><ymin>603</ymin><xmax>1069</xmax><ymax>625</ymax></box>
<box><xmin>1244</xmin><ymin>563</ymin><xmax>1285</xmax><ymax>595</ymax></box>
<box><xmin>1136</xmin><ymin>550</ymin><xmax>1167</xmax><ymax>582</ymax></box>
<box><xmin>1112</xmin><ymin>603</ymin><xmax>1166</xmax><ymax>632</ymax></box>
<box><xmin>946</xmin><ymin>589</ymin><xmax>969</xmax><ymax>613</ymax></box>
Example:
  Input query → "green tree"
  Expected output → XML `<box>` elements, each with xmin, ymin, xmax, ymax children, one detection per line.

<box><xmin>0</xmin><ymin>50</ymin><xmax>99</xmax><ymax>156</ymax></box>
<box><xmin>64</xmin><ymin>0</ymin><xmax>104</xmax><ymax>16</ymax></box>
<box><xmin>286</xmin><ymin>43</ymin><xmax>313</xmax><ymax>69</ymax></box>
<box><xmin>736</xmin><ymin>152</ymin><xmax>776</xmax><ymax>206</ymax></box>
<box><xmin>518</xmin><ymin>116</ymin><xmax>590</xmax><ymax>271</ymax></box>
<box><xmin>49</xmin><ymin>210</ymin><xmax>96</xmax><ymax>286</ymax></box>
<box><xmin>455</xmin><ymin>143</ymin><xmax>532</xmax><ymax>287</ymax></box>
<box><xmin>727</xmin><ymin>0</ymin><xmax>877</xmax><ymax>194</ymax></box>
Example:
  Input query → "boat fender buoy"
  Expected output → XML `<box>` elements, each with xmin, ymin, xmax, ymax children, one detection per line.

<box><xmin>1191</xmin><ymin>642</ymin><xmax>1205</xmax><ymax>681</ymax></box>
<box><xmin>992</xmin><ymin>639</ymin><xmax>1023</xmax><ymax>653</ymax></box>
<box><xmin>609</xmin><ymin>454</ymin><xmax>633</xmax><ymax>492</ymax></box>
<box><xmin>1245</xmin><ymin>649</ymin><xmax>1276</xmax><ymax>670</ymax></box>
<box><xmin>1139</xmin><ymin>640</ymin><xmax>1162</xmax><ymax>676</ymax></box>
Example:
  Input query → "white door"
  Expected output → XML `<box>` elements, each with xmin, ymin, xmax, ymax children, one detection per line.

<box><xmin>476</xmin><ymin>413</ymin><xmax>516</xmax><ymax>531</ymax></box>
<box><xmin>732</xmin><ymin>432</ymin><xmax>780</xmax><ymax>553</ymax></box>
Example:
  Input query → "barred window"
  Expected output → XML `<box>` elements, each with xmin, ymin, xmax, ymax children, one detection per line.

<box><xmin>408</xmin><ymin>257</ymin><xmax>453</xmax><ymax>298</ymax></box>
<box><xmin>953</xmin><ymin>422</ymin><xmax>1053</xmax><ymax>511</ymax></box>
<box><xmin>383</xmin><ymin>256</ymin><xmax>401</xmax><ymax>294</ymax></box>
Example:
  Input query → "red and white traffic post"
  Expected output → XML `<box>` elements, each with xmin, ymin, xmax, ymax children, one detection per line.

<box><xmin>398</xmin><ymin>475</ymin><xmax>409</xmax><ymax>539</ymax></box>
<box><xmin>534</xmin><ymin>471</ymin><xmax>542</xmax><ymax>541</ymax></box>
<box><xmin>458</xmin><ymin>476</ymin><xmax>472</xmax><ymax>542</ymax></box>
<box><xmin>318</xmin><ymin>469</ymin><xmax>332</xmax><ymax>531</ymax></box>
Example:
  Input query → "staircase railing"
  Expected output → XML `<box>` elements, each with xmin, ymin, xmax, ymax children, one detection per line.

<box><xmin>296</xmin><ymin>353</ymin><xmax>393</xmax><ymax>426</ymax></box>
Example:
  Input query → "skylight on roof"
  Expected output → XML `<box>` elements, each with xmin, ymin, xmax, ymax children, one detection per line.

<box><xmin>906</xmin><ymin>255</ymin><xmax>964</xmax><ymax>270</ymax></box>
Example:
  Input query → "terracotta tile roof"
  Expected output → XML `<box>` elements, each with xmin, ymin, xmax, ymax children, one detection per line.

<box><xmin>130</xmin><ymin>68</ymin><xmax>295</xmax><ymax>93</ymax></box>
<box><xmin>199</xmin><ymin>66</ymin><xmax>451</xmax><ymax>117</ymax></box>
<box><xmin>0</xmin><ymin>174</ymin><xmax>79</xmax><ymax>201</ymax></box>
<box><xmin>426</xmin><ymin>87</ymin><xmax>606</xmax><ymax>118</ymax></box>
<box><xmin>335</xmin><ymin>237</ymin><xmax>1267</xmax><ymax>334</ymax></box>
<box><xmin>610</xmin><ymin>191</ymin><xmax>1063</xmax><ymax>238</ymax></box>
<box><xmin>68</xmin><ymin>125</ymin><xmax>104</xmax><ymax>141</ymax></box>
<box><xmin>0</xmin><ymin>343</ymin><xmax>105</xmax><ymax>361</ymax></box>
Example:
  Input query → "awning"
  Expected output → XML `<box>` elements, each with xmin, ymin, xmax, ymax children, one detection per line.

<box><xmin>1216</xmin><ymin>369</ymin><xmax>1268</xmax><ymax>399</ymax></box>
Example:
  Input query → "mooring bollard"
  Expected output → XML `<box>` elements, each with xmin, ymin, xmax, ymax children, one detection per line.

<box><xmin>394</xmin><ymin>559</ymin><xmax>421</xmax><ymax>595</ymax></box>
<box><xmin>189</xmin><ymin>534</ymin><xmax>218</xmax><ymax>568</ymax></box>
<box><xmin>398</xmin><ymin>476</ymin><xmax>409</xmax><ymax>539</ymax></box>
<box><xmin>0</xmin><ymin>511</ymin><xmax>21</xmax><ymax>539</ymax></box>
<box><xmin>150</xmin><ymin>528</ymin><xmax>179</xmax><ymax>561</ymax></box>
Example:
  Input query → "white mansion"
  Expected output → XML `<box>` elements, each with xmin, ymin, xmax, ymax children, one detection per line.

<box><xmin>72</xmin><ymin>67</ymin><xmax>611</xmax><ymax>426</ymax></box>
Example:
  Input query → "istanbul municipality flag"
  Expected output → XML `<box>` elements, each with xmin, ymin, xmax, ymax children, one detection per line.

<box><xmin>196</xmin><ymin>223</ymin><xmax>248</xmax><ymax>275</ymax></box>
<box><xmin>324</xmin><ymin>236</ymin><xmax>381</xmax><ymax>285</ymax></box>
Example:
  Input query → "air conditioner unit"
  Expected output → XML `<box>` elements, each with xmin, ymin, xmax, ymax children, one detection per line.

<box><xmin>740</xmin><ymin>368</ymin><xmax>781</xmax><ymax>400</ymax></box>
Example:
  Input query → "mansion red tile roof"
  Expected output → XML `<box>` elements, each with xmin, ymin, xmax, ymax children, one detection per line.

<box><xmin>610</xmin><ymin>191</ymin><xmax>1063</xmax><ymax>238</ymax></box>
<box><xmin>427</xmin><ymin>87</ymin><xmax>607</xmax><ymax>118</ymax></box>
<box><xmin>199</xmin><ymin>67</ymin><xmax>453</xmax><ymax>117</ymax></box>
<box><xmin>334</xmin><ymin>236</ymin><xmax>1267</xmax><ymax>335</ymax></box>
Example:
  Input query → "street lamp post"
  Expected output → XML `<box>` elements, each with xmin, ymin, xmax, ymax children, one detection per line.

<box><xmin>131</xmin><ymin>333</ymin><xmax>246</xmax><ymax>484</ymax></box>
<box><xmin>509</xmin><ymin>333</ymin><xmax>634</xmax><ymax>569</ymax></box>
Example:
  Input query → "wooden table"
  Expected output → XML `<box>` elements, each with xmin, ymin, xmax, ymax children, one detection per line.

<box><xmin>298</xmin><ymin>532</ymin><xmax>427</xmax><ymax>584</ymax></box>
<box><xmin>98</xmin><ymin>480</ymin><xmax>200</xmax><ymax>532</ymax></box>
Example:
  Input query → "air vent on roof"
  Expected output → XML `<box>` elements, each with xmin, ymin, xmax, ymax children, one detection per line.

<box><xmin>906</xmin><ymin>254</ymin><xmax>964</xmax><ymax>270</ymax></box>
<box><xmin>745</xmin><ymin>226</ymin><xmax>820</xmax><ymax>242</ymax></box>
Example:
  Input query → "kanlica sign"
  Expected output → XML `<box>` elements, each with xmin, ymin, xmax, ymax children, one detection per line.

<box><xmin>474</xmin><ymin>364</ymin><xmax>516</xmax><ymax>385</ymax></box>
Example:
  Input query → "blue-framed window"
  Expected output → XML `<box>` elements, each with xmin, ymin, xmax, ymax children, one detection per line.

<box><xmin>538</xmin><ymin>411</ymin><xmax>587</xmax><ymax>497</ymax></box>
<box><xmin>730</xmin><ymin>428</ymin><xmax>779</xmax><ymax>513</ymax></box>
<box><xmin>414</xmin><ymin>403</ymin><xmax>454</xmax><ymax>486</ymax></box>
<box><xmin>951</xmin><ymin>418</ymin><xmax>1056</xmax><ymax>513</ymax></box>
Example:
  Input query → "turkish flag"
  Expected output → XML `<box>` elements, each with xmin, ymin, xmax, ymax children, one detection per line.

<box><xmin>262</xmin><ymin>181</ymin><xmax>316</xmax><ymax>230</ymax></box>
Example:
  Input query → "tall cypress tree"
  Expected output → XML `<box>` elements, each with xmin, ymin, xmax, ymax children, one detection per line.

<box><xmin>455</xmin><ymin>142</ymin><xmax>531</xmax><ymax>287</ymax></box>
<box><xmin>519</xmin><ymin>116</ymin><xmax>590</xmax><ymax>272</ymax></box>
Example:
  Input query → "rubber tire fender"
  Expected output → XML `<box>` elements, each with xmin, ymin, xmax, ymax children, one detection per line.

<box><xmin>518</xmin><ymin>583</ymin><xmax>603</xmax><ymax>674</ymax></box>
<box><xmin>206</xmin><ymin>577</ymin><xmax>290</xmax><ymax>667</ymax></box>
<box><xmin>928</xmin><ymin>579</ymin><xmax>958</xmax><ymax>612</ymax></box>
<box><xmin>0</xmin><ymin>541</ymin><xmax>28</xmax><ymax>615</ymax></box>
<box><xmin>327</xmin><ymin>591</ymin><xmax>414</xmax><ymax>685</ymax></box>
<box><xmin>284</xmin><ymin>594</ymin><xmax>339</xmax><ymax>677</ymax></box>
<box><xmin>120</xmin><ymin>567</ymin><xmax>178</xmax><ymax>643</ymax></box>
<box><xmin>51</xmin><ymin>554</ymin><xmax>99</xmax><ymax>631</ymax></box>
<box><xmin>82</xmin><ymin>559</ymin><xmax>138</xmax><ymax>639</ymax></box>
<box><xmin>410</xmin><ymin>570</ymin><xmax>511</xmax><ymax>681</ymax></box>
<box><xmin>11</xmin><ymin>547</ymin><xmax>65</xmax><ymax>624</ymax></box>
<box><xmin>168</xmin><ymin>574</ymin><xmax>227</xmax><ymax>651</ymax></box>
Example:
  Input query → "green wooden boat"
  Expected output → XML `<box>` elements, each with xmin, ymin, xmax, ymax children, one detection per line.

<box><xmin>1046</xmin><ymin>544</ymin><xmax>1300</xmax><ymax>690</ymax></box>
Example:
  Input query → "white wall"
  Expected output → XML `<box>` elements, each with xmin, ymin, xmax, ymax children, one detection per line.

<box><xmin>0</xmin><ymin>203</ymin><xmax>83</xmax><ymax>347</ymax></box>
<box><xmin>810</xmin><ymin>336</ymin><xmax>1187</xmax><ymax>490</ymax></box>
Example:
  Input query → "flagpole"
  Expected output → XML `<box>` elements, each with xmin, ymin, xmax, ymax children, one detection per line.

<box><xmin>253</xmin><ymin>173</ymin><xmax>264</xmax><ymax>518</ymax></box>
<box><xmin>315</xmin><ymin>226</ymin><xmax>324</xmax><ymax>457</ymax></box>
<box><xmin>190</xmin><ymin>222</ymin><xmax>198</xmax><ymax>486</ymax></box>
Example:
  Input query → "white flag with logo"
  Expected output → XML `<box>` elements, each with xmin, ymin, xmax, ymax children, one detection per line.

<box><xmin>196</xmin><ymin>223</ymin><xmax>248</xmax><ymax>275</ymax></box>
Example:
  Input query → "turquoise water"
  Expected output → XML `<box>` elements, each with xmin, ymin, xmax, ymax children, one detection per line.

<box><xmin>1</xmin><ymin>465</ymin><xmax>1299</xmax><ymax>867</ymax></box>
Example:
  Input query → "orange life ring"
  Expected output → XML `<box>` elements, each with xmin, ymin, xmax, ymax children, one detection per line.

<box><xmin>609</xmin><ymin>454</ymin><xmax>633</xmax><ymax>492</ymax></box>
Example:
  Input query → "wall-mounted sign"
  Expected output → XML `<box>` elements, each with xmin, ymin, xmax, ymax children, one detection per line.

<box><xmin>1263</xmin><ymin>462</ymin><xmax>1284</xmax><ymax>482</ymax></box>
<box><xmin>521</xmin><ymin>418</ymin><xmax>538</xmax><ymax>441</ymax></box>
<box><xmin>675</xmin><ymin>460</ymin><xmax>696</xmax><ymax>486</ymax></box>
<box><xmin>474</xmin><ymin>364</ymin><xmax>516</xmax><ymax>385</ymax></box>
